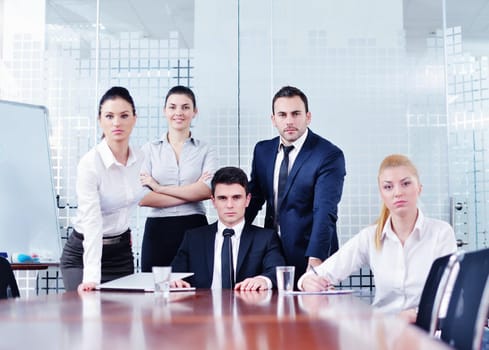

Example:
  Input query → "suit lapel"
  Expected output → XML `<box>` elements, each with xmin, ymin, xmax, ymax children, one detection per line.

<box><xmin>281</xmin><ymin>130</ymin><xmax>317</xmax><ymax>203</ymax></box>
<box><xmin>266</xmin><ymin>138</ymin><xmax>280</xmax><ymax>204</ymax></box>
<box><xmin>204</xmin><ymin>222</ymin><xmax>218</xmax><ymax>280</ymax></box>
<box><xmin>236</xmin><ymin>225</ymin><xmax>254</xmax><ymax>276</ymax></box>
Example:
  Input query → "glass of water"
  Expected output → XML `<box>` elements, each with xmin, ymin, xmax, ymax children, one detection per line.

<box><xmin>152</xmin><ymin>266</ymin><xmax>172</xmax><ymax>298</ymax></box>
<box><xmin>276</xmin><ymin>266</ymin><xmax>295</xmax><ymax>293</ymax></box>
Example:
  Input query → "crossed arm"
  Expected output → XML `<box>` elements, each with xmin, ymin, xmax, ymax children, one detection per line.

<box><xmin>139</xmin><ymin>172</ymin><xmax>212</xmax><ymax>207</ymax></box>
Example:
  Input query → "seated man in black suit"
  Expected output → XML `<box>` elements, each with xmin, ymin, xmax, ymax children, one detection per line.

<box><xmin>171</xmin><ymin>166</ymin><xmax>285</xmax><ymax>290</ymax></box>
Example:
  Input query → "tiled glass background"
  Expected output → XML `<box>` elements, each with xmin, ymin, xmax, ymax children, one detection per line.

<box><xmin>1</xmin><ymin>0</ymin><xmax>488</xmax><ymax>295</ymax></box>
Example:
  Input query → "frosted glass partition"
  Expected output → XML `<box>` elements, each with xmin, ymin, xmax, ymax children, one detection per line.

<box><xmin>234</xmin><ymin>0</ymin><xmax>449</xmax><ymax>242</ymax></box>
<box><xmin>445</xmin><ymin>0</ymin><xmax>489</xmax><ymax>250</ymax></box>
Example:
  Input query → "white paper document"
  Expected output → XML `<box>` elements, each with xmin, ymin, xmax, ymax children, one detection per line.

<box><xmin>96</xmin><ymin>272</ymin><xmax>194</xmax><ymax>292</ymax></box>
<box><xmin>285</xmin><ymin>289</ymin><xmax>355</xmax><ymax>295</ymax></box>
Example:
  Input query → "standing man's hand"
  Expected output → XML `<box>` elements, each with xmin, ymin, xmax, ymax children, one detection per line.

<box><xmin>308</xmin><ymin>257</ymin><xmax>322</xmax><ymax>268</ymax></box>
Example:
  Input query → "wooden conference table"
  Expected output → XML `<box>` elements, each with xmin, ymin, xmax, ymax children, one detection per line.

<box><xmin>0</xmin><ymin>289</ymin><xmax>450</xmax><ymax>350</ymax></box>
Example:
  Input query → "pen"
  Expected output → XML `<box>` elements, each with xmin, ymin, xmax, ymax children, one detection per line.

<box><xmin>309</xmin><ymin>264</ymin><xmax>334</xmax><ymax>291</ymax></box>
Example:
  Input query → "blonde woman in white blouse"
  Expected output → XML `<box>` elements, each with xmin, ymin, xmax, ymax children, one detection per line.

<box><xmin>60</xmin><ymin>87</ymin><xmax>146</xmax><ymax>292</ymax></box>
<box><xmin>298</xmin><ymin>154</ymin><xmax>457</xmax><ymax>321</ymax></box>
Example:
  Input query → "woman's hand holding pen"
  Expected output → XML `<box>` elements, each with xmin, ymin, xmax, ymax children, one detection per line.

<box><xmin>302</xmin><ymin>265</ymin><xmax>334</xmax><ymax>292</ymax></box>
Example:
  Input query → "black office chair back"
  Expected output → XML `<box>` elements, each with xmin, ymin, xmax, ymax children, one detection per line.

<box><xmin>415</xmin><ymin>253</ymin><xmax>453</xmax><ymax>332</ymax></box>
<box><xmin>0</xmin><ymin>257</ymin><xmax>20</xmax><ymax>299</ymax></box>
<box><xmin>440</xmin><ymin>248</ymin><xmax>489</xmax><ymax>350</ymax></box>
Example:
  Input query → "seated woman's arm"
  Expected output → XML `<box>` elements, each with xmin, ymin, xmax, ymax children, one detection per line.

<box><xmin>300</xmin><ymin>273</ymin><xmax>334</xmax><ymax>291</ymax></box>
<box><xmin>298</xmin><ymin>226</ymin><xmax>371</xmax><ymax>291</ymax></box>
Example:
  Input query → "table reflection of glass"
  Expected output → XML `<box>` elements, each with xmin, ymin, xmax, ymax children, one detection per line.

<box><xmin>277</xmin><ymin>293</ymin><xmax>296</xmax><ymax>319</ymax></box>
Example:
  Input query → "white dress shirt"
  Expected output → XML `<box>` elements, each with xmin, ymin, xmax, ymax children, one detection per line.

<box><xmin>211</xmin><ymin>220</ymin><xmax>272</xmax><ymax>289</ymax></box>
<box><xmin>73</xmin><ymin>139</ymin><xmax>147</xmax><ymax>284</ymax></box>
<box><xmin>273</xmin><ymin>128</ymin><xmax>308</xmax><ymax>234</ymax></box>
<box><xmin>298</xmin><ymin>210</ymin><xmax>457</xmax><ymax>314</ymax></box>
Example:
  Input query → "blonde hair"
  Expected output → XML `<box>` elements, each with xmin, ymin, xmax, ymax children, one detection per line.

<box><xmin>374</xmin><ymin>154</ymin><xmax>420</xmax><ymax>249</ymax></box>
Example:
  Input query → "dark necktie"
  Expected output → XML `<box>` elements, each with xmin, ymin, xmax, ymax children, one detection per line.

<box><xmin>221</xmin><ymin>228</ymin><xmax>235</xmax><ymax>289</ymax></box>
<box><xmin>277</xmin><ymin>145</ymin><xmax>294</xmax><ymax>212</ymax></box>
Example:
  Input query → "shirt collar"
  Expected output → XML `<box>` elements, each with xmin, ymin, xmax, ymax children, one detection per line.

<box><xmin>152</xmin><ymin>132</ymin><xmax>197</xmax><ymax>146</ymax></box>
<box><xmin>97</xmin><ymin>139</ymin><xmax>138</xmax><ymax>168</ymax></box>
<box><xmin>380</xmin><ymin>209</ymin><xmax>425</xmax><ymax>241</ymax></box>
<box><xmin>277</xmin><ymin>128</ymin><xmax>308</xmax><ymax>153</ymax></box>
<box><xmin>217</xmin><ymin>219</ymin><xmax>245</xmax><ymax>239</ymax></box>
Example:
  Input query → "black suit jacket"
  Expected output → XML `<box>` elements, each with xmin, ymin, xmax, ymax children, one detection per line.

<box><xmin>171</xmin><ymin>222</ymin><xmax>285</xmax><ymax>288</ymax></box>
<box><xmin>0</xmin><ymin>257</ymin><xmax>20</xmax><ymax>299</ymax></box>
<box><xmin>245</xmin><ymin>129</ymin><xmax>346</xmax><ymax>279</ymax></box>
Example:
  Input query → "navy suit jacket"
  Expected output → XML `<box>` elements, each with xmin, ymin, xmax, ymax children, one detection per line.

<box><xmin>245</xmin><ymin>129</ymin><xmax>346</xmax><ymax>279</ymax></box>
<box><xmin>171</xmin><ymin>222</ymin><xmax>285</xmax><ymax>288</ymax></box>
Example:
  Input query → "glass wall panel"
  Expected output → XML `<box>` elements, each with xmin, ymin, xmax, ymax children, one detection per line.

<box><xmin>44</xmin><ymin>0</ymin><xmax>98</xmax><ymax>246</ymax></box>
<box><xmin>446</xmin><ymin>0</ymin><xmax>489</xmax><ymax>249</ymax></box>
<box><xmin>0</xmin><ymin>0</ymin><xmax>46</xmax><ymax>103</ymax></box>
<box><xmin>239</xmin><ymin>0</ymin><xmax>450</xmax><ymax>243</ymax></box>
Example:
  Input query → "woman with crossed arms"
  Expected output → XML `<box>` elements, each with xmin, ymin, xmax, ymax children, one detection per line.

<box><xmin>298</xmin><ymin>154</ymin><xmax>457</xmax><ymax>321</ymax></box>
<box><xmin>139</xmin><ymin>85</ymin><xmax>217</xmax><ymax>271</ymax></box>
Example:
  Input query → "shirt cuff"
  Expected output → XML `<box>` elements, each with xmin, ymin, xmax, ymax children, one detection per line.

<box><xmin>82</xmin><ymin>263</ymin><xmax>101</xmax><ymax>285</ymax></box>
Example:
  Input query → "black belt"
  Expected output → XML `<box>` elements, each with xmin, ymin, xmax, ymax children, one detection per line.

<box><xmin>72</xmin><ymin>229</ymin><xmax>130</xmax><ymax>245</ymax></box>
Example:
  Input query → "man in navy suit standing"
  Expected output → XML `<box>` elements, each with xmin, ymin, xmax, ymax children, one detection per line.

<box><xmin>171</xmin><ymin>166</ymin><xmax>285</xmax><ymax>290</ymax></box>
<box><xmin>245</xmin><ymin>86</ymin><xmax>346</xmax><ymax>282</ymax></box>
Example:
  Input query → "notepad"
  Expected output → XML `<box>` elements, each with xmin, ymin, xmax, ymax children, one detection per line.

<box><xmin>96</xmin><ymin>272</ymin><xmax>195</xmax><ymax>292</ymax></box>
<box><xmin>285</xmin><ymin>289</ymin><xmax>355</xmax><ymax>295</ymax></box>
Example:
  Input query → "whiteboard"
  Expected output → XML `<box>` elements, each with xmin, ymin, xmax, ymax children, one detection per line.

<box><xmin>0</xmin><ymin>100</ymin><xmax>61</xmax><ymax>262</ymax></box>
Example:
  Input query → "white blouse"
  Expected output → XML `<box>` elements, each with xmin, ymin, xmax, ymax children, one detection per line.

<box><xmin>141</xmin><ymin>134</ymin><xmax>217</xmax><ymax>217</ymax></box>
<box><xmin>298</xmin><ymin>210</ymin><xmax>458</xmax><ymax>314</ymax></box>
<box><xmin>73</xmin><ymin>139</ymin><xmax>147</xmax><ymax>284</ymax></box>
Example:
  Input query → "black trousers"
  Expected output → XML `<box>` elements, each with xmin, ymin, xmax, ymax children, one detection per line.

<box><xmin>60</xmin><ymin>229</ymin><xmax>134</xmax><ymax>291</ymax></box>
<box><xmin>141</xmin><ymin>214</ymin><xmax>208</xmax><ymax>272</ymax></box>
